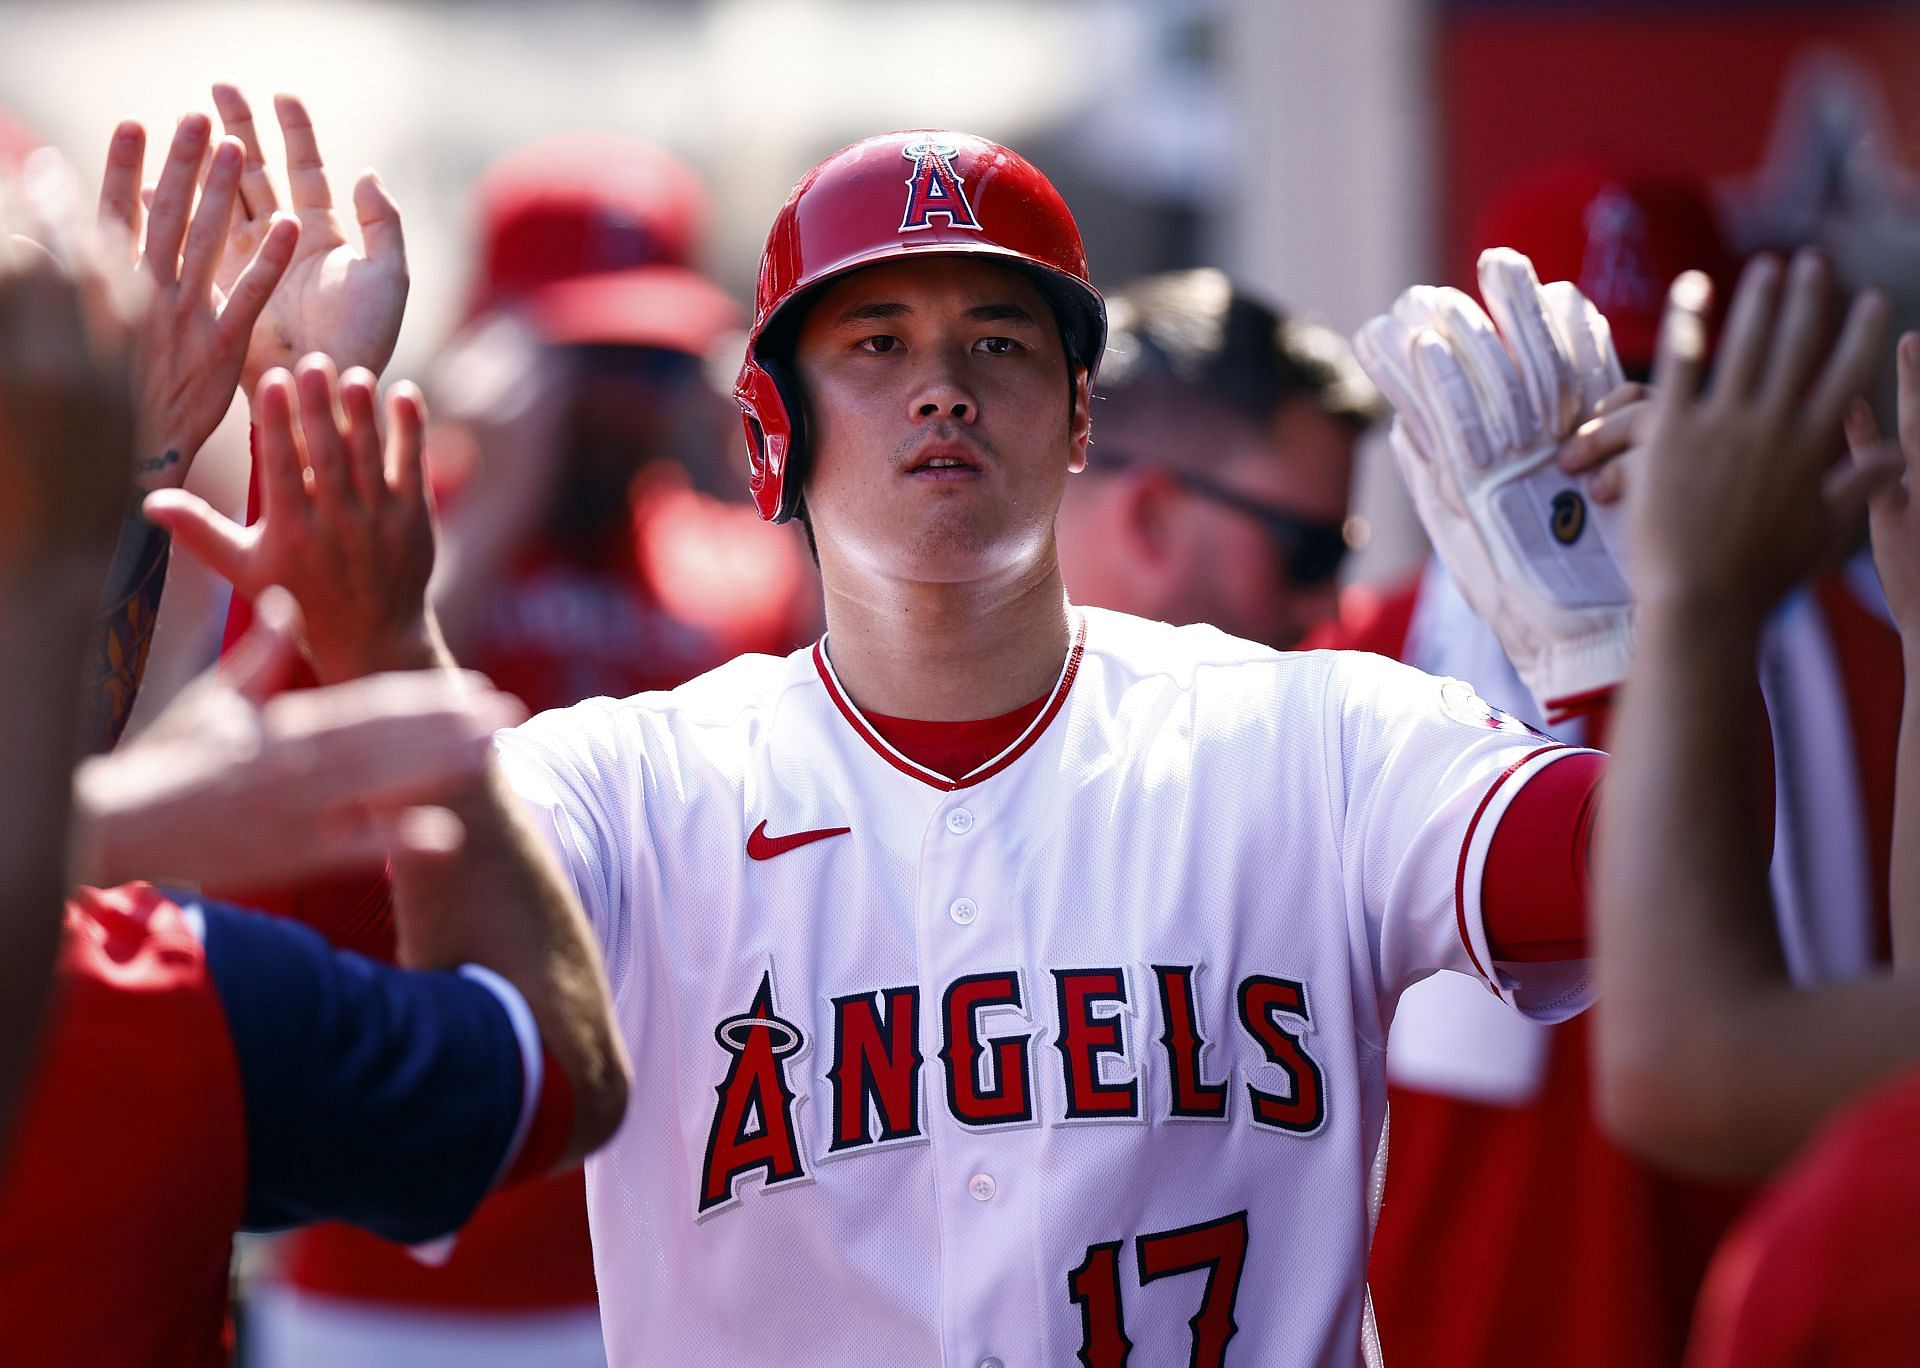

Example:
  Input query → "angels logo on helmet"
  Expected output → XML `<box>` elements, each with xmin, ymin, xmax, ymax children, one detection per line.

<box><xmin>899</xmin><ymin>138</ymin><xmax>983</xmax><ymax>234</ymax></box>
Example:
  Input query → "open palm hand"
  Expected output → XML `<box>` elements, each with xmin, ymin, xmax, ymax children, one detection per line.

<box><xmin>210</xmin><ymin>85</ymin><xmax>407</xmax><ymax>396</ymax></box>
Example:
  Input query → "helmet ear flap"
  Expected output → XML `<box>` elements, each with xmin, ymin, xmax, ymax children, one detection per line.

<box><xmin>735</xmin><ymin>358</ymin><xmax>806</xmax><ymax>523</ymax></box>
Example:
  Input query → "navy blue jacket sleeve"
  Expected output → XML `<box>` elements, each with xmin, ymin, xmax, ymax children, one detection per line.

<box><xmin>185</xmin><ymin>893</ymin><xmax>528</xmax><ymax>1243</ymax></box>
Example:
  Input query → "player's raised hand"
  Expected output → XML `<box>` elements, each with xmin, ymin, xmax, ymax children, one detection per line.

<box><xmin>208</xmin><ymin>85</ymin><xmax>408</xmax><ymax>397</ymax></box>
<box><xmin>1630</xmin><ymin>249</ymin><xmax>1897</xmax><ymax>628</ymax></box>
<box><xmin>143</xmin><ymin>354</ymin><xmax>442</xmax><ymax>682</ymax></box>
<box><xmin>98</xmin><ymin>112</ymin><xmax>298</xmax><ymax>488</ymax></box>
<box><xmin>1843</xmin><ymin>333</ymin><xmax>1920</xmax><ymax>640</ymax></box>
<box><xmin>1354</xmin><ymin>248</ymin><xmax>1633</xmax><ymax>720</ymax></box>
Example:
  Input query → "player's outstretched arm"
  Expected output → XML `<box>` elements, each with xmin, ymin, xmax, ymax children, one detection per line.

<box><xmin>84</xmin><ymin>112</ymin><xmax>298</xmax><ymax>748</ymax></box>
<box><xmin>0</xmin><ymin>170</ymin><xmax>139</xmax><ymax>1139</ymax></box>
<box><xmin>150</xmin><ymin>352</ymin><xmax>626</xmax><ymax>1163</ymax></box>
<box><xmin>1843</xmin><ymin>339</ymin><xmax>1920</xmax><ymax>966</ymax></box>
<box><xmin>69</xmin><ymin>589</ymin><xmax>522</xmax><ymax>889</ymax></box>
<box><xmin>1595</xmin><ymin>250</ymin><xmax>1920</xmax><ymax>1179</ymax></box>
<box><xmin>388</xmin><ymin>763</ymin><xmax>634</xmax><ymax>1169</ymax></box>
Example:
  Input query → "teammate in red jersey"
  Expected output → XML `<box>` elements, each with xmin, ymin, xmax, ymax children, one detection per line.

<box><xmin>1594</xmin><ymin>251</ymin><xmax>1920</xmax><ymax>1362</ymax></box>
<box><xmin>1344</xmin><ymin>165</ymin><xmax>1903</xmax><ymax>1368</ymax></box>
<box><xmin>0</xmin><ymin>168</ymin><xmax>628</xmax><ymax>1364</ymax></box>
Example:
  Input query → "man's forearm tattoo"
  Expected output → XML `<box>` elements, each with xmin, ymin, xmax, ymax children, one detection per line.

<box><xmin>83</xmin><ymin>491</ymin><xmax>173</xmax><ymax>752</ymax></box>
<box><xmin>132</xmin><ymin>448</ymin><xmax>183</xmax><ymax>480</ymax></box>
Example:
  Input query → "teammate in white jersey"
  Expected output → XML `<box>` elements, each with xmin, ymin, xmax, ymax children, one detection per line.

<box><xmin>168</xmin><ymin>131</ymin><xmax>1610</xmax><ymax>1366</ymax></box>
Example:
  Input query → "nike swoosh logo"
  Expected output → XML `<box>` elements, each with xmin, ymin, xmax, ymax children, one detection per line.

<box><xmin>747</xmin><ymin>820</ymin><xmax>852</xmax><ymax>861</ymax></box>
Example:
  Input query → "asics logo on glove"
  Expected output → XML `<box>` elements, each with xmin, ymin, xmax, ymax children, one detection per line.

<box><xmin>1550</xmin><ymin>489</ymin><xmax>1587</xmax><ymax>546</ymax></box>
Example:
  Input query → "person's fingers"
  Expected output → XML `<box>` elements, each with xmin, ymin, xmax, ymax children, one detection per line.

<box><xmin>1588</xmin><ymin>455</ymin><xmax>1629</xmax><ymax>506</ymax></box>
<box><xmin>1559</xmin><ymin>401</ymin><xmax>1644</xmax><ymax>473</ymax></box>
<box><xmin>216</xmin><ymin>584</ymin><xmax>303</xmax><ymax>700</ymax></box>
<box><xmin>339</xmin><ymin>367</ymin><xmax>386</xmax><ymax>504</ymax></box>
<box><xmin>385</xmin><ymin>380</ymin><xmax>428</xmax><ymax>509</ymax></box>
<box><xmin>295</xmin><ymin>352</ymin><xmax>354</xmax><ymax>508</ymax></box>
<box><xmin>1410</xmin><ymin>326</ymin><xmax>1500</xmax><ymax>474</ymax></box>
<box><xmin>253</xmin><ymin>368</ymin><xmax>310</xmax><ymax>524</ymax></box>
<box><xmin>143</xmin><ymin>114</ymin><xmax>213</xmax><ymax>285</ymax></box>
<box><xmin>211</xmin><ymin>83</ymin><xmax>277</xmax><ymax>219</ymax></box>
<box><xmin>1820</xmin><ymin>448</ymin><xmax>1905</xmax><ymax>568</ymax></box>
<box><xmin>1704</xmin><ymin>254</ymin><xmax>1782</xmax><ymax>401</ymax></box>
<box><xmin>1845</xmin><ymin>396</ymin><xmax>1883</xmax><ymax>463</ymax></box>
<box><xmin>178</xmin><ymin>137</ymin><xmax>243</xmax><ymax>296</ymax></box>
<box><xmin>266</xmin><ymin>676</ymin><xmax>523</xmax><ymax>804</ymax></box>
<box><xmin>142</xmin><ymin>486</ymin><xmax>256</xmax><ymax>587</ymax></box>
<box><xmin>1804</xmin><ymin>288</ymin><xmax>1888</xmax><ymax>446</ymax></box>
<box><xmin>1652</xmin><ymin>271</ymin><xmax>1715</xmax><ymax>422</ymax></box>
<box><xmin>274</xmin><ymin>93</ymin><xmax>333</xmax><ymax>214</ymax></box>
<box><xmin>1353</xmin><ymin>313</ymin><xmax>1439</xmax><ymax>460</ymax></box>
<box><xmin>1542</xmin><ymin>281</ymin><xmax>1626</xmax><ymax>412</ymax></box>
<box><xmin>1478</xmin><ymin>248</ymin><xmax>1579</xmax><ymax>437</ymax></box>
<box><xmin>96</xmin><ymin>121</ymin><xmax>146</xmax><ymax>250</ymax></box>
<box><xmin>1897</xmin><ymin>333</ymin><xmax>1920</xmax><ymax>474</ymax></box>
<box><xmin>353</xmin><ymin>169</ymin><xmax>405</xmax><ymax>268</ymax></box>
<box><xmin>1588</xmin><ymin>381</ymin><xmax>1650</xmax><ymax>420</ymax></box>
<box><xmin>216</xmin><ymin>212</ymin><xmax>298</xmax><ymax>339</ymax></box>
<box><xmin>1755</xmin><ymin>249</ymin><xmax>1833</xmax><ymax>415</ymax></box>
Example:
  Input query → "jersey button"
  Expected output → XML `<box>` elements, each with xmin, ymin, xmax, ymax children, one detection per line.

<box><xmin>949</xmin><ymin>897</ymin><xmax>979</xmax><ymax>925</ymax></box>
<box><xmin>968</xmin><ymin>1172</ymin><xmax>996</xmax><ymax>1202</ymax></box>
<box><xmin>945</xmin><ymin>807</ymin><xmax>975</xmax><ymax>835</ymax></box>
<box><xmin>979</xmin><ymin>1359</ymin><xmax>1005</xmax><ymax>1368</ymax></box>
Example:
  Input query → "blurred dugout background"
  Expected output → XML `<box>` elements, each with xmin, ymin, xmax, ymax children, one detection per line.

<box><xmin>6</xmin><ymin>0</ymin><xmax>1918</xmax><ymax>607</ymax></box>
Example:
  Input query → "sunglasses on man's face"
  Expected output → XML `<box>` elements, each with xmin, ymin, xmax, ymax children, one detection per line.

<box><xmin>1095</xmin><ymin>454</ymin><xmax>1353</xmax><ymax>587</ymax></box>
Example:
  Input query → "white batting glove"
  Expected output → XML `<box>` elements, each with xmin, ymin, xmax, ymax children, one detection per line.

<box><xmin>1354</xmin><ymin>248</ymin><xmax>1631</xmax><ymax>722</ymax></box>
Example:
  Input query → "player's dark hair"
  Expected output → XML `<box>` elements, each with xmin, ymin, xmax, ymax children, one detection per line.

<box><xmin>1093</xmin><ymin>269</ymin><xmax>1384</xmax><ymax>445</ymax></box>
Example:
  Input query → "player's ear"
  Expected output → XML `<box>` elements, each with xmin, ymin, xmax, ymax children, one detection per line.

<box><xmin>1118</xmin><ymin>464</ymin><xmax>1181</xmax><ymax>568</ymax></box>
<box><xmin>1067</xmin><ymin>366</ymin><xmax>1092</xmax><ymax>473</ymax></box>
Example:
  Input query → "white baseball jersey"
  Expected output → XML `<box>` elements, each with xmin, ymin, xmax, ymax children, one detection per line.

<box><xmin>495</xmin><ymin>606</ymin><xmax>1596</xmax><ymax>1367</ymax></box>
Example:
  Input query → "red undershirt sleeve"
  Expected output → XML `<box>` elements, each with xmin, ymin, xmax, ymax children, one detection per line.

<box><xmin>1479</xmin><ymin>750</ymin><xmax>1605</xmax><ymax>963</ymax></box>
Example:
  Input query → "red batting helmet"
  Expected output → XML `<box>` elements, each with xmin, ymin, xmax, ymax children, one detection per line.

<box><xmin>735</xmin><ymin>130</ymin><xmax>1107</xmax><ymax>523</ymax></box>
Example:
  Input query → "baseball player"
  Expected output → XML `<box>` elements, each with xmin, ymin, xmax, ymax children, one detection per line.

<box><xmin>165</xmin><ymin>131</ymin><xmax>1612</xmax><ymax>1365</ymax></box>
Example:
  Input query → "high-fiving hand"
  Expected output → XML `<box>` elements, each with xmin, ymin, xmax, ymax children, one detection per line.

<box><xmin>143</xmin><ymin>356</ymin><xmax>441</xmax><ymax>684</ymax></box>
<box><xmin>1631</xmin><ymin>249</ymin><xmax>1895</xmax><ymax>629</ymax></box>
<box><xmin>1844</xmin><ymin>332</ymin><xmax>1920</xmax><ymax>644</ymax></box>
<box><xmin>97</xmin><ymin>112</ymin><xmax>296</xmax><ymax>489</ymax></box>
<box><xmin>209</xmin><ymin>85</ymin><xmax>408</xmax><ymax>397</ymax></box>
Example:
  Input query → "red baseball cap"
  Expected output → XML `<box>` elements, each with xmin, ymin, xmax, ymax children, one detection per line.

<box><xmin>465</xmin><ymin>132</ymin><xmax>742</xmax><ymax>355</ymax></box>
<box><xmin>1473</xmin><ymin>160</ymin><xmax>1736</xmax><ymax>376</ymax></box>
<box><xmin>0</xmin><ymin>107</ymin><xmax>44</xmax><ymax>165</ymax></box>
